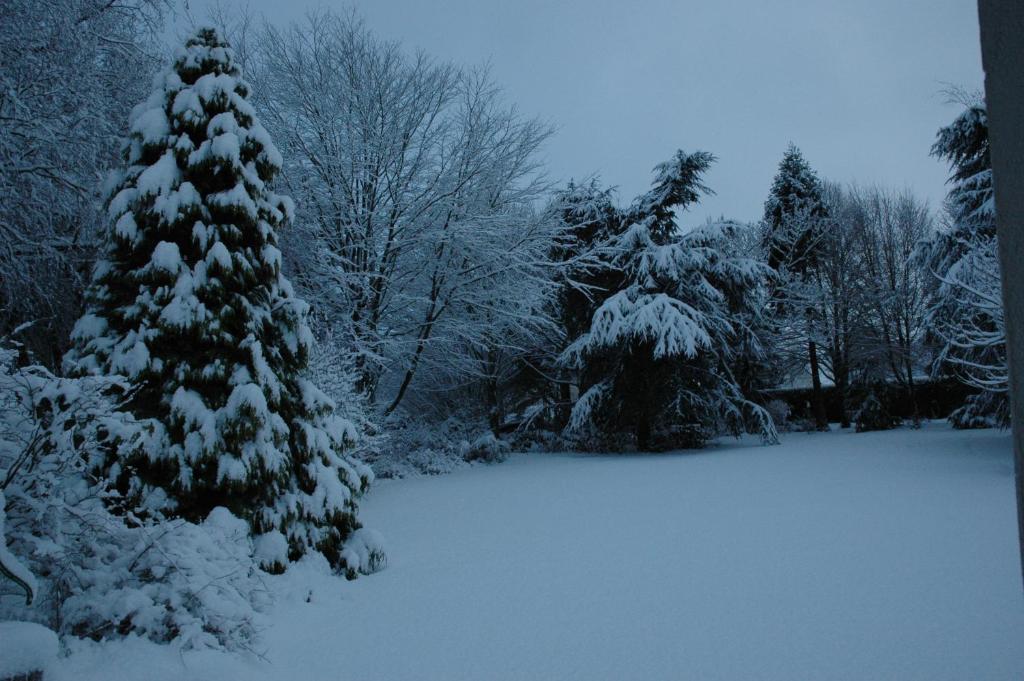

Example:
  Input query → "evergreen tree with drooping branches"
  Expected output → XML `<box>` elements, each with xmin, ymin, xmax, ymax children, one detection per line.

<box><xmin>563</xmin><ymin>151</ymin><xmax>777</xmax><ymax>450</ymax></box>
<box><xmin>920</xmin><ymin>94</ymin><xmax>1007</xmax><ymax>427</ymax></box>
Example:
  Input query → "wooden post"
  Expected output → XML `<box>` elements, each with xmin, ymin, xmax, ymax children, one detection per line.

<box><xmin>977</xmin><ymin>0</ymin><xmax>1024</xmax><ymax>589</ymax></box>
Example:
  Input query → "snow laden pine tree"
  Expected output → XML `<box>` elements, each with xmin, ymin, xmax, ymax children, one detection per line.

<box><xmin>65</xmin><ymin>28</ymin><xmax>382</xmax><ymax>576</ymax></box>
<box><xmin>563</xmin><ymin>151</ymin><xmax>777</xmax><ymax>450</ymax></box>
<box><xmin>920</xmin><ymin>95</ymin><xmax>1007</xmax><ymax>427</ymax></box>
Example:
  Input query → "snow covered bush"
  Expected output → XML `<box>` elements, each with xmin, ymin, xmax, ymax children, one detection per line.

<box><xmin>460</xmin><ymin>432</ymin><xmax>511</xmax><ymax>464</ymax></box>
<box><xmin>0</xmin><ymin>490</ymin><xmax>36</xmax><ymax>607</ymax></box>
<box><xmin>764</xmin><ymin>399</ymin><xmax>793</xmax><ymax>433</ymax></box>
<box><xmin>362</xmin><ymin>415</ymin><xmax>478</xmax><ymax>478</ymax></box>
<box><xmin>562</xmin><ymin>151</ymin><xmax>778</xmax><ymax>450</ymax></box>
<box><xmin>360</xmin><ymin>412</ymin><xmax>526</xmax><ymax>477</ymax></box>
<box><xmin>0</xmin><ymin>344</ymin><xmax>265</xmax><ymax>650</ymax></box>
<box><xmin>853</xmin><ymin>388</ymin><xmax>902</xmax><ymax>433</ymax></box>
<box><xmin>64</xmin><ymin>28</ymin><xmax>381</xmax><ymax>576</ymax></box>
<box><xmin>57</xmin><ymin>510</ymin><xmax>266</xmax><ymax>649</ymax></box>
<box><xmin>948</xmin><ymin>391</ymin><xmax>1008</xmax><ymax>430</ymax></box>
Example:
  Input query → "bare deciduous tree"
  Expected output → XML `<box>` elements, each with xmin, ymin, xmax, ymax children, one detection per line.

<box><xmin>0</xmin><ymin>0</ymin><xmax>167</xmax><ymax>365</ymax></box>
<box><xmin>245</xmin><ymin>10</ymin><xmax>560</xmax><ymax>415</ymax></box>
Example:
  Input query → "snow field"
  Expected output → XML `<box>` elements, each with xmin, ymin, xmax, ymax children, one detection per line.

<box><xmin>48</xmin><ymin>423</ymin><xmax>1024</xmax><ymax>680</ymax></box>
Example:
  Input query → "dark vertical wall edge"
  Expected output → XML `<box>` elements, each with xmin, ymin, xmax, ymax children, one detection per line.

<box><xmin>977</xmin><ymin>0</ymin><xmax>1024</xmax><ymax>589</ymax></box>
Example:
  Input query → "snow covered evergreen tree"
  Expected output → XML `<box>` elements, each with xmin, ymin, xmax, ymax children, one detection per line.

<box><xmin>65</xmin><ymin>28</ymin><xmax>382</xmax><ymax>576</ymax></box>
<box><xmin>920</xmin><ymin>95</ymin><xmax>1007</xmax><ymax>427</ymax></box>
<box><xmin>762</xmin><ymin>144</ymin><xmax>830</xmax><ymax>430</ymax></box>
<box><xmin>563</xmin><ymin>151</ymin><xmax>777</xmax><ymax>450</ymax></box>
<box><xmin>546</xmin><ymin>180</ymin><xmax>625</xmax><ymax>428</ymax></box>
<box><xmin>763</xmin><ymin>144</ymin><xmax>829</xmax><ymax>273</ymax></box>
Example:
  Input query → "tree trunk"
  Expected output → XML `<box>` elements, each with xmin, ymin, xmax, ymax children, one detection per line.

<box><xmin>906</xmin><ymin>363</ymin><xmax>920</xmax><ymax>426</ymax></box>
<box><xmin>836</xmin><ymin>364</ymin><xmax>850</xmax><ymax>428</ymax></box>
<box><xmin>485</xmin><ymin>350</ymin><xmax>501</xmax><ymax>435</ymax></box>
<box><xmin>636</xmin><ymin>413</ymin><xmax>652</xmax><ymax>451</ymax></box>
<box><xmin>808</xmin><ymin>339</ymin><xmax>828</xmax><ymax>430</ymax></box>
<box><xmin>557</xmin><ymin>380</ymin><xmax>572</xmax><ymax>429</ymax></box>
<box><xmin>831</xmin><ymin>322</ymin><xmax>851</xmax><ymax>428</ymax></box>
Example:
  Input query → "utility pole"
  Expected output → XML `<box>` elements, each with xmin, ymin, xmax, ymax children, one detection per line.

<box><xmin>977</xmin><ymin>0</ymin><xmax>1024</xmax><ymax>589</ymax></box>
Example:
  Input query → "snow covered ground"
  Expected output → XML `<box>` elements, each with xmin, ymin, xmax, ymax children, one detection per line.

<box><xmin>49</xmin><ymin>423</ymin><xmax>1024</xmax><ymax>680</ymax></box>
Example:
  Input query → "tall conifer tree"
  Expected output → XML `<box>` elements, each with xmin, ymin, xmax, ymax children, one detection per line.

<box><xmin>763</xmin><ymin>144</ymin><xmax>830</xmax><ymax>430</ymax></box>
<box><xmin>66</xmin><ymin>28</ymin><xmax>382</xmax><ymax>576</ymax></box>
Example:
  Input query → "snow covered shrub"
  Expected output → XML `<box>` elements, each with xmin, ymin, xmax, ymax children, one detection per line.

<box><xmin>460</xmin><ymin>432</ymin><xmax>511</xmax><ymax>463</ymax></box>
<box><xmin>764</xmin><ymin>399</ymin><xmax>793</xmax><ymax>433</ymax></box>
<box><xmin>0</xmin><ymin>490</ymin><xmax>36</xmax><ymax>607</ymax></box>
<box><xmin>58</xmin><ymin>510</ymin><xmax>266</xmax><ymax>649</ymax></box>
<box><xmin>853</xmin><ymin>389</ymin><xmax>901</xmax><ymax>433</ymax></box>
<box><xmin>64</xmin><ymin>28</ymin><xmax>380</xmax><ymax>576</ymax></box>
<box><xmin>0</xmin><ymin>345</ymin><xmax>265</xmax><ymax>650</ymax></box>
<box><xmin>305</xmin><ymin>322</ymin><xmax>377</xmax><ymax>444</ymax></box>
<box><xmin>788</xmin><ymin>416</ymin><xmax>818</xmax><ymax>433</ymax></box>
<box><xmin>948</xmin><ymin>391</ymin><xmax>1008</xmax><ymax>430</ymax></box>
<box><xmin>362</xmin><ymin>415</ymin><xmax>477</xmax><ymax>478</ymax></box>
<box><xmin>504</xmin><ymin>426</ymin><xmax>569</xmax><ymax>454</ymax></box>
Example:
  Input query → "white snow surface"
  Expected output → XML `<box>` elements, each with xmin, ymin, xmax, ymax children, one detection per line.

<box><xmin>0</xmin><ymin>621</ymin><xmax>59</xmax><ymax>676</ymax></box>
<box><xmin>48</xmin><ymin>423</ymin><xmax>1024</xmax><ymax>680</ymax></box>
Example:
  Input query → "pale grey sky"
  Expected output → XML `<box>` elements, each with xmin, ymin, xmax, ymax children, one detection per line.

<box><xmin>183</xmin><ymin>0</ymin><xmax>984</xmax><ymax>223</ymax></box>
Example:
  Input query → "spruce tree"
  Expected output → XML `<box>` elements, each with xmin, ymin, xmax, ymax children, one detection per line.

<box><xmin>762</xmin><ymin>144</ymin><xmax>830</xmax><ymax>430</ymax></box>
<box><xmin>763</xmin><ymin>144</ymin><xmax>829</xmax><ymax>273</ymax></box>
<box><xmin>66</xmin><ymin>28</ymin><xmax>382</xmax><ymax>576</ymax></box>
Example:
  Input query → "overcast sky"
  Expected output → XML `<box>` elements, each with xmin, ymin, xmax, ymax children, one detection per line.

<box><xmin>183</xmin><ymin>0</ymin><xmax>983</xmax><ymax>224</ymax></box>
